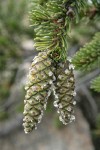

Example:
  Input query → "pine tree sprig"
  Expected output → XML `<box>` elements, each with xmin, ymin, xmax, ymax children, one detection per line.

<box><xmin>91</xmin><ymin>75</ymin><xmax>100</xmax><ymax>92</ymax></box>
<box><xmin>72</xmin><ymin>32</ymin><xmax>100</xmax><ymax>71</ymax></box>
<box><xmin>29</xmin><ymin>0</ymin><xmax>88</xmax><ymax>62</ymax></box>
<box><xmin>23</xmin><ymin>0</ymin><xmax>100</xmax><ymax>133</ymax></box>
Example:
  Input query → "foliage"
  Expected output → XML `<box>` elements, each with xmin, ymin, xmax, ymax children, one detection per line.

<box><xmin>29</xmin><ymin>0</ymin><xmax>89</xmax><ymax>62</ymax></box>
<box><xmin>91</xmin><ymin>75</ymin><xmax>100</xmax><ymax>92</ymax></box>
<box><xmin>71</xmin><ymin>0</ymin><xmax>100</xmax><ymax>93</ymax></box>
<box><xmin>72</xmin><ymin>32</ymin><xmax>100</xmax><ymax>71</ymax></box>
<box><xmin>0</xmin><ymin>0</ymin><xmax>34</xmax><ymax>101</ymax></box>
<box><xmin>0</xmin><ymin>0</ymin><xmax>34</xmax><ymax>120</ymax></box>
<box><xmin>72</xmin><ymin>32</ymin><xmax>100</xmax><ymax>92</ymax></box>
<box><xmin>0</xmin><ymin>0</ymin><xmax>33</xmax><ymax>71</ymax></box>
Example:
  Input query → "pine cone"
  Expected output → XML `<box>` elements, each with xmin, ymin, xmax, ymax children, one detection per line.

<box><xmin>53</xmin><ymin>58</ymin><xmax>76</xmax><ymax>125</ymax></box>
<box><xmin>23</xmin><ymin>52</ymin><xmax>55</xmax><ymax>133</ymax></box>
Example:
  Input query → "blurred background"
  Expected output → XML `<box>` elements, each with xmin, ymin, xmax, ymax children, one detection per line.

<box><xmin>0</xmin><ymin>0</ymin><xmax>100</xmax><ymax>150</ymax></box>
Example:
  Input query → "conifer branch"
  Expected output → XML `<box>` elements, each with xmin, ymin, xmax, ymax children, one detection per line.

<box><xmin>23</xmin><ymin>0</ymin><xmax>100</xmax><ymax>133</ymax></box>
<box><xmin>91</xmin><ymin>75</ymin><xmax>100</xmax><ymax>92</ymax></box>
<box><xmin>29</xmin><ymin>0</ymin><xmax>88</xmax><ymax>62</ymax></box>
<box><xmin>72</xmin><ymin>32</ymin><xmax>100</xmax><ymax>71</ymax></box>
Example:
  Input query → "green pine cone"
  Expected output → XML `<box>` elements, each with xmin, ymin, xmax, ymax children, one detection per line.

<box><xmin>53</xmin><ymin>58</ymin><xmax>76</xmax><ymax>125</ymax></box>
<box><xmin>23</xmin><ymin>52</ymin><xmax>55</xmax><ymax>133</ymax></box>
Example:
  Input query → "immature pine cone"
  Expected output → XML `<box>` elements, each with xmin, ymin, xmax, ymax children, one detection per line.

<box><xmin>53</xmin><ymin>58</ymin><xmax>76</xmax><ymax>125</ymax></box>
<box><xmin>23</xmin><ymin>52</ymin><xmax>55</xmax><ymax>133</ymax></box>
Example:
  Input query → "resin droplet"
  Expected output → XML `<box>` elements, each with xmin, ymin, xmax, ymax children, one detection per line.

<box><xmin>65</xmin><ymin>69</ymin><xmax>69</xmax><ymax>74</ymax></box>
<box><xmin>73</xmin><ymin>101</ymin><xmax>76</xmax><ymax>105</ymax></box>
<box><xmin>58</xmin><ymin>75</ymin><xmax>62</xmax><ymax>79</ymax></box>
<box><xmin>54</xmin><ymin>101</ymin><xmax>58</xmax><ymax>107</ymax></box>
<box><xmin>59</xmin><ymin>104</ymin><xmax>63</xmax><ymax>108</ymax></box>
<box><xmin>69</xmin><ymin>64</ymin><xmax>75</xmax><ymax>70</ymax></box>
<box><xmin>48</xmin><ymin>71</ymin><xmax>53</xmax><ymax>76</ymax></box>
<box><xmin>72</xmin><ymin>91</ymin><xmax>76</xmax><ymax>96</ymax></box>
<box><xmin>67</xmin><ymin>106</ymin><xmax>72</xmax><ymax>112</ymax></box>
<box><xmin>49</xmin><ymin>80</ymin><xmax>53</xmax><ymax>84</ymax></box>
<box><xmin>70</xmin><ymin>115</ymin><xmax>75</xmax><ymax>121</ymax></box>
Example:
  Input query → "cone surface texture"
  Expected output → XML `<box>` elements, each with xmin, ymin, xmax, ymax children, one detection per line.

<box><xmin>53</xmin><ymin>60</ymin><xmax>76</xmax><ymax>125</ymax></box>
<box><xmin>23</xmin><ymin>52</ymin><xmax>55</xmax><ymax>133</ymax></box>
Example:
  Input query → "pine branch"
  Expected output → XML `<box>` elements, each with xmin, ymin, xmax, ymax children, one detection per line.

<box><xmin>91</xmin><ymin>75</ymin><xmax>100</xmax><ymax>92</ymax></box>
<box><xmin>29</xmin><ymin>1</ymin><xmax>68</xmax><ymax>61</ymax></box>
<box><xmin>29</xmin><ymin>0</ymin><xmax>88</xmax><ymax>62</ymax></box>
<box><xmin>72</xmin><ymin>32</ymin><xmax>100</xmax><ymax>71</ymax></box>
<box><xmin>23</xmin><ymin>0</ymin><xmax>100</xmax><ymax>133</ymax></box>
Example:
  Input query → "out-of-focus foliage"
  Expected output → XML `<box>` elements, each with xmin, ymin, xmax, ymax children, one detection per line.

<box><xmin>72</xmin><ymin>0</ymin><xmax>100</xmax><ymax>93</ymax></box>
<box><xmin>0</xmin><ymin>0</ymin><xmax>33</xmax><ymax>71</ymax></box>
<box><xmin>72</xmin><ymin>31</ymin><xmax>100</xmax><ymax>92</ymax></box>
<box><xmin>0</xmin><ymin>0</ymin><xmax>33</xmax><ymax>104</ymax></box>
<box><xmin>91</xmin><ymin>75</ymin><xmax>100</xmax><ymax>92</ymax></box>
<box><xmin>72</xmin><ymin>32</ymin><xmax>100</xmax><ymax>72</ymax></box>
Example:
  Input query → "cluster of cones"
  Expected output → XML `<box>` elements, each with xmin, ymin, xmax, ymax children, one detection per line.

<box><xmin>23</xmin><ymin>52</ymin><xmax>76</xmax><ymax>133</ymax></box>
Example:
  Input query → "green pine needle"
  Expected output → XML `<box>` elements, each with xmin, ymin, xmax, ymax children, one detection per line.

<box><xmin>29</xmin><ymin>0</ymin><xmax>88</xmax><ymax>62</ymax></box>
<box><xmin>72</xmin><ymin>32</ymin><xmax>100</xmax><ymax>71</ymax></box>
<box><xmin>91</xmin><ymin>75</ymin><xmax>100</xmax><ymax>92</ymax></box>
